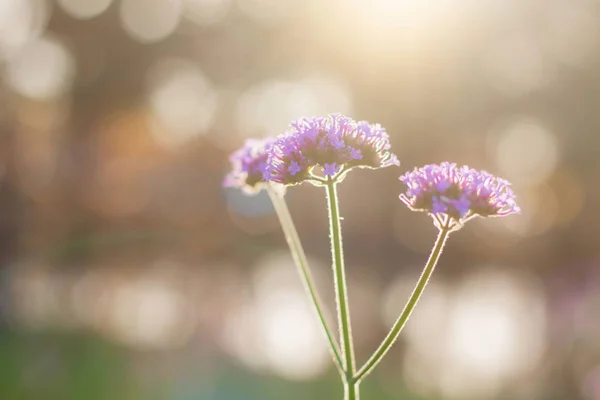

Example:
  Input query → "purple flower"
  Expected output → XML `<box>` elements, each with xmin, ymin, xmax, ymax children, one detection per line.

<box><xmin>399</xmin><ymin>163</ymin><xmax>520</xmax><ymax>223</ymax></box>
<box><xmin>266</xmin><ymin>114</ymin><xmax>399</xmax><ymax>186</ymax></box>
<box><xmin>223</xmin><ymin>137</ymin><xmax>275</xmax><ymax>193</ymax></box>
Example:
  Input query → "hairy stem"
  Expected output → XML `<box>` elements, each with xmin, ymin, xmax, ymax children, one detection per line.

<box><xmin>355</xmin><ymin>218</ymin><xmax>452</xmax><ymax>382</ymax></box>
<box><xmin>344</xmin><ymin>381</ymin><xmax>360</xmax><ymax>400</ymax></box>
<box><xmin>325</xmin><ymin>178</ymin><xmax>357</xmax><ymax>399</ymax></box>
<box><xmin>267</xmin><ymin>187</ymin><xmax>344</xmax><ymax>373</ymax></box>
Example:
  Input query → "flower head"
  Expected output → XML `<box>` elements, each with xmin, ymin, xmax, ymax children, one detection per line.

<box><xmin>223</xmin><ymin>137</ymin><xmax>275</xmax><ymax>194</ymax></box>
<box><xmin>266</xmin><ymin>114</ymin><xmax>399</xmax><ymax>186</ymax></box>
<box><xmin>399</xmin><ymin>163</ymin><xmax>520</xmax><ymax>228</ymax></box>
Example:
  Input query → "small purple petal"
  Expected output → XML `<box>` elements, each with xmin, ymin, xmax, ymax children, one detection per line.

<box><xmin>450</xmin><ymin>195</ymin><xmax>471</xmax><ymax>217</ymax></box>
<box><xmin>329</xmin><ymin>134</ymin><xmax>345</xmax><ymax>150</ymax></box>
<box><xmin>431</xmin><ymin>196</ymin><xmax>448</xmax><ymax>214</ymax></box>
<box><xmin>288</xmin><ymin>161</ymin><xmax>301</xmax><ymax>176</ymax></box>
<box><xmin>435</xmin><ymin>180</ymin><xmax>452</xmax><ymax>193</ymax></box>
<box><xmin>323</xmin><ymin>163</ymin><xmax>339</xmax><ymax>177</ymax></box>
<box><xmin>349</xmin><ymin>147</ymin><xmax>363</xmax><ymax>160</ymax></box>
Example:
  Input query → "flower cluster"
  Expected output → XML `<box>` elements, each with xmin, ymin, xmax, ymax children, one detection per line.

<box><xmin>399</xmin><ymin>162</ymin><xmax>520</xmax><ymax>223</ymax></box>
<box><xmin>223</xmin><ymin>137</ymin><xmax>275</xmax><ymax>193</ymax></box>
<box><xmin>223</xmin><ymin>119</ymin><xmax>520</xmax><ymax>229</ymax></box>
<box><xmin>265</xmin><ymin>114</ymin><xmax>399</xmax><ymax>185</ymax></box>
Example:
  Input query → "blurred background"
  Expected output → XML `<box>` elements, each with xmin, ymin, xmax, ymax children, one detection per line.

<box><xmin>0</xmin><ymin>0</ymin><xmax>599</xmax><ymax>399</ymax></box>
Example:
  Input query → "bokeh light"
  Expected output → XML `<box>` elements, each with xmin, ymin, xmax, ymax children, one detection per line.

<box><xmin>445</xmin><ymin>271</ymin><xmax>545</xmax><ymax>374</ymax></box>
<box><xmin>490</xmin><ymin>117</ymin><xmax>560</xmax><ymax>186</ymax></box>
<box><xmin>147</xmin><ymin>58</ymin><xmax>218</xmax><ymax>148</ymax></box>
<box><xmin>120</xmin><ymin>0</ymin><xmax>182</xmax><ymax>43</ymax></box>
<box><xmin>257</xmin><ymin>290</ymin><xmax>330</xmax><ymax>380</ymax></box>
<box><xmin>223</xmin><ymin>252</ymin><xmax>330</xmax><ymax>380</ymax></box>
<box><xmin>4</xmin><ymin>35</ymin><xmax>76</xmax><ymax>100</ymax></box>
<box><xmin>108</xmin><ymin>276</ymin><xmax>192</xmax><ymax>350</ymax></box>
<box><xmin>397</xmin><ymin>269</ymin><xmax>546</xmax><ymax>399</ymax></box>
<box><xmin>57</xmin><ymin>0</ymin><xmax>113</xmax><ymax>20</ymax></box>
<box><xmin>0</xmin><ymin>0</ymin><xmax>51</xmax><ymax>60</ymax></box>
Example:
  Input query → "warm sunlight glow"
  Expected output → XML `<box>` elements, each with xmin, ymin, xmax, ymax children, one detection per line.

<box><xmin>346</xmin><ymin>0</ymin><xmax>455</xmax><ymax>31</ymax></box>
<box><xmin>314</xmin><ymin>0</ymin><xmax>463</xmax><ymax>60</ymax></box>
<box><xmin>350</xmin><ymin>0</ymin><xmax>420</xmax><ymax>24</ymax></box>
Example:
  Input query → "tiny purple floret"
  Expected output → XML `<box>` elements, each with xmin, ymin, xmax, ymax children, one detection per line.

<box><xmin>323</xmin><ymin>163</ymin><xmax>339</xmax><ymax>177</ymax></box>
<box><xmin>288</xmin><ymin>161</ymin><xmax>301</xmax><ymax>176</ymax></box>
<box><xmin>350</xmin><ymin>147</ymin><xmax>363</xmax><ymax>160</ymax></box>
<box><xmin>399</xmin><ymin>162</ymin><xmax>520</xmax><ymax>222</ymax></box>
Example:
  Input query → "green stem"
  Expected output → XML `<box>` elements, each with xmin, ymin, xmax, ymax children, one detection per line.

<box><xmin>354</xmin><ymin>218</ymin><xmax>452</xmax><ymax>382</ymax></box>
<box><xmin>325</xmin><ymin>178</ymin><xmax>357</xmax><ymax>397</ymax></box>
<box><xmin>267</xmin><ymin>187</ymin><xmax>344</xmax><ymax>373</ymax></box>
<box><xmin>344</xmin><ymin>381</ymin><xmax>360</xmax><ymax>400</ymax></box>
